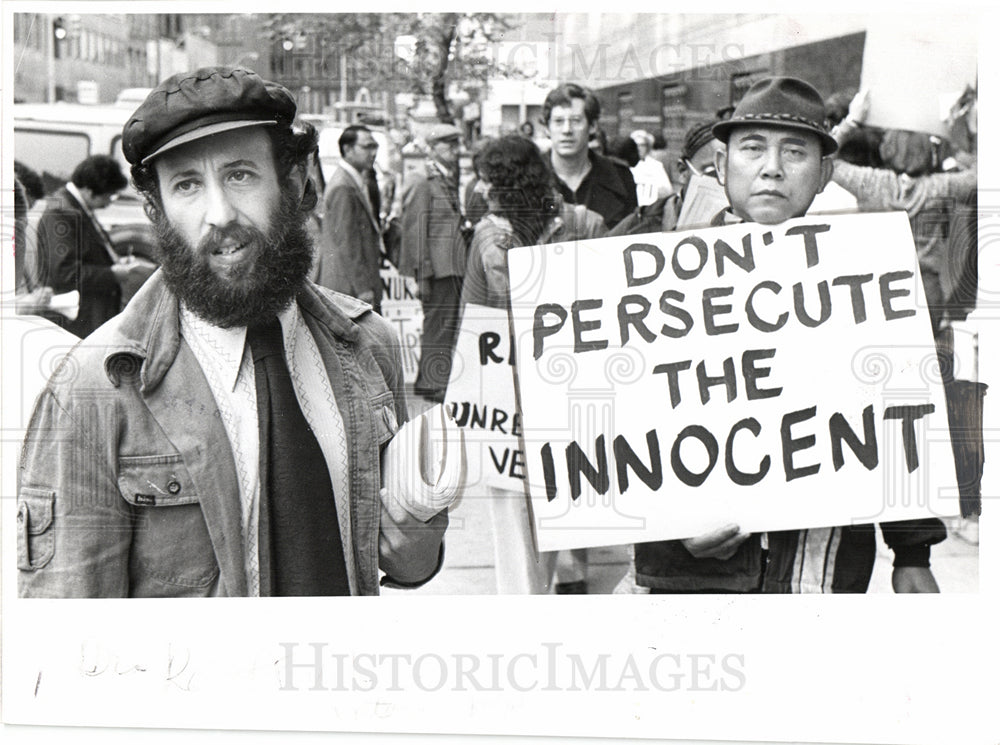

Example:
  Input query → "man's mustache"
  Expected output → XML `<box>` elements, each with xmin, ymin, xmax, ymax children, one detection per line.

<box><xmin>197</xmin><ymin>224</ymin><xmax>265</xmax><ymax>256</ymax></box>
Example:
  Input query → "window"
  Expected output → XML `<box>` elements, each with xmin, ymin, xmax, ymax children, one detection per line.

<box><xmin>618</xmin><ymin>91</ymin><xmax>635</xmax><ymax>136</ymax></box>
<box><xmin>15</xmin><ymin>129</ymin><xmax>91</xmax><ymax>186</ymax></box>
<box><xmin>661</xmin><ymin>84</ymin><xmax>687</xmax><ymax>131</ymax></box>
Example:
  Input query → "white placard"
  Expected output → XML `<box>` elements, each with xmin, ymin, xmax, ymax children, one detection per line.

<box><xmin>379</xmin><ymin>265</ymin><xmax>423</xmax><ymax>384</ymax></box>
<box><xmin>860</xmin><ymin>15</ymin><xmax>978</xmax><ymax>136</ymax></box>
<box><xmin>444</xmin><ymin>304</ymin><xmax>525</xmax><ymax>492</ymax></box>
<box><xmin>508</xmin><ymin>212</ymin><xmax>960</xmax><ymax>552</ymax></box>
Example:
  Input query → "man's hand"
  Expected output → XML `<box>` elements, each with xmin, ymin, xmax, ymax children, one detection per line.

<box><xmin>378</xmin><ymin>505</ymin><xmax>448</xmax><ymax>585</ymax></box>
<box><xmin>359</xmin><ymin>289</ymin><xmax>375</xmax><ymax>305</ymax></box>
<box><xmin>847</xmin><ymin>88</ymin><xmax>870</xmax><ymax>125</ymax></box>
<box><xmin>892</xmin><ymin>566</ymin><xmax>940</xmax><ymax>593</ymax></box>
<box><xmin>682</xmin><ymin>524</ymin><xmax>751</xmax><ymax>560</ymax></box>
<box><xmin>110</xmin><ymin>256</ymin><xmax>153</xmax><ymax>283</ymax></box>
<box><xmin>14</xmin><ymin>286</ymin><xmax>53</xmax><ymax>314</ymax></box>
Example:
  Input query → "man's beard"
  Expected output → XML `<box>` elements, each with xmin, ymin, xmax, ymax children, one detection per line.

<box><xmin>154</xmin><ymin>186</ymin><xmax>315</xmax><ymax>328</ymax></box>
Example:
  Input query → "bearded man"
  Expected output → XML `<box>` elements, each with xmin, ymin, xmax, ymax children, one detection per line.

<box><xmin>17</xmin><ymin>67</ymin><xmax>447</xmax><ymax>597</ymax></box>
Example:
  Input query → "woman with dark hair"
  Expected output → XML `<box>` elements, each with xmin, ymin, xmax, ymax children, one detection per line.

<box><xmin>460</xmin><ymin>135</ymin><xmax>605</xmax><ymax>594</ymax></box>
<box><xmin>462</xmin><ymin>134</ymin><xmax>605</xmax><ymax>310</ymax></box>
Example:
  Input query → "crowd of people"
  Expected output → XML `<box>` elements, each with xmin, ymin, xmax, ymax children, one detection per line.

<box><xmin>13</xmin><ymin>63</ymin><xmax>980</xmax><ymax>597</ymax></box>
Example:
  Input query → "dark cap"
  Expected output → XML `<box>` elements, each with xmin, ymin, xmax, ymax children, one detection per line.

<box><xmin>712</xmin><ymin>77</ymin><xmax>838</xmax><ymax>156</ymax></box>
<box><xmin>122</xmin><ymin>66</ymin><xmax>297</xmax><ymax>166</ymax></box>
<box><xmin>680</xmin><ymin>120</ymin><xmax>717</xmax><ymax>161</ymax></box>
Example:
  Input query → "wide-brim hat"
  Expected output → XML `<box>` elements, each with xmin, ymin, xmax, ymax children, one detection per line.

<box><xmin>122</xmin><ymin>66</ymin><xmax>297</xmax><ymax>166</ymax></box>
<box><xmin>712</xmin><ymin>76</ymin><xmax>838</xmax><ymax>156</ymax></box>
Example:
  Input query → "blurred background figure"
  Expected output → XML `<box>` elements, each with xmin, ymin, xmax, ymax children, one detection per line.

<box><xmin>460</xmin><ymin>134</ymin><xmax>605</xmax><ymax>593</ymax></box>
<box><xmin>14</xmin><ymin>160</ymin><xmax>45</xmax><ymax>207</ymax></box>
<box><xmin>606</xmin><ymin>135</ymin><xmax>640</xmax><ymax>168</ymax></box>
<box><xmin>629</xmin><ymin>129</ymin><xmax>673</xmax><ymax>206</ymax></box>
<box><xmin>317</xmin><ymin>124</ymin><xmax>386</xmax><ymax>313</ymax></box>
<box><xmin>13</xmin><ymin>176</ymin><xmax>54</xmax><ymax>316</ymax></box>
<box><xmin>35</xmin><ymin>154</ymin><xmax>152</xmax><ymax>337</ymax></box>
<box><xmin>399</xmin><ymin>123</ymin><xmax>469</xmax><ymax>403</ymax></box>
<box><xmin>13</xmin><ymin>161</ymin><xmax>52</xmax><ymax>314</ymax></box>
<box><xmin>463</xmin><ymin>139</ymin><xmax>492</xmax><ymax>231</ymax></box>
<box><xmin>831</xmin><ymin>87</ymin><xmax>981</xmax><ymax>530</ymax></box>
<box><xmin>609</xmin><ymin>119</ymin><xmax>722</xmax><ymax>236</ymax></box>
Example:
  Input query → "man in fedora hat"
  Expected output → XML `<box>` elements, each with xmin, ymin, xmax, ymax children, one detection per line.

<box><xmin>711</xmin><ymin>75</ymin><xmax>839</xmax><ymax>226</ymax></box>
<box><xmin>398</xmin><ymin>123</ymin><xmax>469</xmax><ymax>403</ymax></box>
<box><xmin>629</xmin><ymin>76</ymin><xmax>945</xmax><ymax>594</ymax></box>
<box><xmin>17</xmin><ymin>66</ymin><xmax>448</xmax><ymax>597</ymax></box>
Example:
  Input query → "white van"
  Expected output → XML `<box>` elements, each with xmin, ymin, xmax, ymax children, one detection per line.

<box><xmin>14</xmin><ymin>101</ymin><xmax>156</xmax><ymax>262</ymax></box>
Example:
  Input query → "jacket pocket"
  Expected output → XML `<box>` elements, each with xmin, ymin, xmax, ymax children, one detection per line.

<box><xmin>17</xmin><ymin>488</ymin><xmax>55</xmax><ymax>570</ymax></box>
<box><xmin>118</xmin><ymin>454</ymin><xmax>199</xmax><ymax>508</ymax></box>
<box><xmin>371</xmin><ymin>391</ymin><xmax>400</xmax><ymax>446</ymax></box>
<box><xmin>117</xmin><ymin>455</ymin><xmax>219</xmax><ymax>591</ymax></box>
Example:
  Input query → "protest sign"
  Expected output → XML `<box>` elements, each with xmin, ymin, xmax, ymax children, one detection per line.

<box><xmin>507</xmin><ymin>212</ymin><xmax>960</xmax><ymax>552</ymax></box>
<box><xmin>444</xmin><ymin>304</ymin><xmax>525</xmax><ymax>493</ymax></box>
<box><xmin>860</xmin><ymin>15</ymin><xmax>977</xmax><ymax>136</ymax></box>
<box><xmin>676</xmin><ymin>173</ymin><xmax>729</xmax><ymax>229</ymax></box>
<box><xmin>379</xmin><ymin>264</ymin><xmax>422</xmax><ymax>384</ymax></box>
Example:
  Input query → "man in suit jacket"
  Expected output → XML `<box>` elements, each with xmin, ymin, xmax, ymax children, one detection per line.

<box><xmin>318</xmin><ymin>125</ymin><xmax>386</xmax><ymax>313</ymax></box>
<box><xmin>35</xmin><ymin>155</ymin><xmax>139</xmax><ymax>337</ymax></box>
<box><xmin>398</xmin><ymin>123</ymin><xmax>469</xmax><ymax>402</ymax></box>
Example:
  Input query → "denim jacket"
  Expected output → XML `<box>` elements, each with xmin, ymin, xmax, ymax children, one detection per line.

<box><xmin>17</xmin><ymin>271</ymin><xmax>442</xmax><ymax>597</ymax></box>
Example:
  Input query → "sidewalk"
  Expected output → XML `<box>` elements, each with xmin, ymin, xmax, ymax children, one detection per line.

<box><xmin>389</xmin><ymin>389</ymin><xmax>979</xmax><ymax>595</ymax></box>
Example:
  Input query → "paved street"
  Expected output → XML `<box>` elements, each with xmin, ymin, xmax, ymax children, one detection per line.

<box><xmin>387</xmin><ymin>389</ymin><xmax>979</xmax><ymax>595</ymax></box>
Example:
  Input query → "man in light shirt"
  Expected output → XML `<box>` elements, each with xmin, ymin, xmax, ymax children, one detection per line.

<box><xmin>629</xmin><ymin>129</ymin><xmax>673</xmax><ymax>206</ymax></box>
<box><xmin>17</xmin><ymin>66</ymin><xmax>447</xmax><ymax>597</ymax></box>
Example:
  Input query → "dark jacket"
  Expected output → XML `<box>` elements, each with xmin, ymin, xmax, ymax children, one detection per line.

<box><xmin>553</xmin><ymin>151</ymin><xmax>638</xmax><ymax>230</ymax></box>
<box><xmin>318</xmin><ymin>163</ymin><xmax>385</xmax><ymax>308</ymax></box>
<box><xmin>461</xmin><ymin>203</ymin><xmax>607</xmax><ymax>310</ymax></box>
<box><xmin>398</xmin><ymin>161</ymin><xmax>468</xmax><ymax>281</ymax></box>
<box><xmin>36</xmin><ymin>186</ymin><xmax>121</xmax><ymax>337</ymax></box>
<box><xmin>635</xmin><ymin>521</ymin><xmax>947</xmax><ymax>593</ymax></box>
<box><xmin>607</xmin><ymin>193</ymin><xmax>682</xmax><ymax>237</ymax></box>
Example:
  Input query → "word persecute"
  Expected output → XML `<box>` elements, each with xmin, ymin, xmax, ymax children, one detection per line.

<box><xmin>279</xmin><ymin>642</ymin><xmax>746</xmax><ymax>693</ymax></box>
<box><xmin>532</xmin><ymin>224</ymin><xmax>917</xmax><ymax>361</ymax></box>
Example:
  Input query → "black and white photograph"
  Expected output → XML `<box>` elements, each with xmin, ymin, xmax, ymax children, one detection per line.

<box><xmin>2</xmin><ymin>2</ymin><xmax>996</xmax><ymax>744</ymax></box>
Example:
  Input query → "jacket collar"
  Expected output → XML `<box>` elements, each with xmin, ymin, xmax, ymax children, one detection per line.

<box><xmin>587</xmin><ymin>151</ymin><xmax>632</xmax><ymax>200</ymax></box>
<box><xmin>551</xmin><ymin>151</ymin><xmax>631</xmax><ymax>200</ymax></box>
<box><xmin>102</xmin><ymin>271</ymin><xmax>367</xmax><ymax>393</ymax></box>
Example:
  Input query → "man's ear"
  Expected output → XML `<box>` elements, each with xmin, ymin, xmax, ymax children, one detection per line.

<box><xmin>288</xmin><ymin>163</ymin><xmax>308</xmax><ymax>199</ymax></box>
<box><xmin>816</xmin><ymin>156</ymin><xmax>834</xmax><ymax>194</ymax></box>
<box><xmin>714</xmin><ymin>147</ymin><xmax>728</xmax><ymax>185</ymax></box>
<box><xmin>288</xmin><ymin>163</ymin><xmax>317</xmax><ymax>212</ymax></box>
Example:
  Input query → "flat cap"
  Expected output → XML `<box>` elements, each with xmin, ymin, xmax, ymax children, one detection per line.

<box><xmin>426</xmin><ymin>123</ymin><xmax>462</xmax><ymax>144</ymax></box>
<box><xmin>713</xmin><ymin>76</ymin><xmax>838</xmax><ymax>156</ymax></box>
<box><xmin>122</xmin><ymin>66</ymin><xmax>297</xmax><ymax>165</ymax></box>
